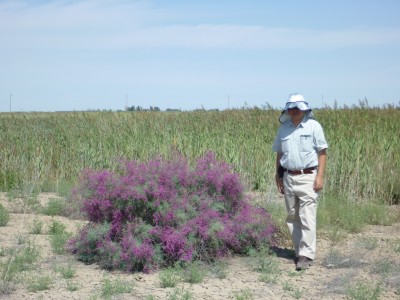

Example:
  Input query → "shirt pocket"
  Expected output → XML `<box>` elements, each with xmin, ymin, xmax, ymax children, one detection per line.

<box><xmin>281</xmin><ymin>137</ymin><xmax>290</xmax><ymax>153</ymax></box>
<box><xmin>300</xmin><ymin>134</ymin><xmax>313</xmax><ymax>152</ymax></box>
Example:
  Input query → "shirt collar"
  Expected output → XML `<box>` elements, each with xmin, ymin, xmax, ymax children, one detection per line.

<box><xmin>287</xmin><ymin>118</ymin><xmax>306</xmax><ymax>128</ymax></box>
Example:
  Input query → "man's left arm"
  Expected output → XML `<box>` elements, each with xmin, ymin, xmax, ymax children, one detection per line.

<box><xmin>314</xmin><ymin>149</ymin><xmax>327</xmax><ymax>192</ymax></box>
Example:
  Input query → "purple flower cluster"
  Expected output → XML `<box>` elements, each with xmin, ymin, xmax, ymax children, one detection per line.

<box><xmin>68</xmin><ymin>152</ymin><xmax>276</xmax><ymax>272</ymax></box>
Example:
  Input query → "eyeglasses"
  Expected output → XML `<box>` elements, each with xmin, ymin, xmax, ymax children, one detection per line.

<box><xmin>287</xmin><ymin>107</ymin><xmax>300</xmax><ymax>111</ymax></box>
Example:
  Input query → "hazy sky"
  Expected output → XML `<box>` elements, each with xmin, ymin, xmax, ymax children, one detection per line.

<box><xmin>1</xmin><ymin>0</ymin><xmax>400</xmax><ymax>112</ymax></box>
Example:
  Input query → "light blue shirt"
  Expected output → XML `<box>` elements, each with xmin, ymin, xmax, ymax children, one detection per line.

<box><xmin>272</xmin><ymin>117</ymin><xmax>328</xmax><ymax>170</ymax></box>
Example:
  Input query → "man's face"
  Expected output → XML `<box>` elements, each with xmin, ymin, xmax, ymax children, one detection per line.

<box><xmin>287</xmin><ymin>107</ymin><xmax>305</xmax><ymax>123</ymax></box>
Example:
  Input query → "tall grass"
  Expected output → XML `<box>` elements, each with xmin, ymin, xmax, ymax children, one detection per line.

<box><xmin>0</xmin><ymin>108</ymin><xmax>399</xmax><ymax>202</ymax></box>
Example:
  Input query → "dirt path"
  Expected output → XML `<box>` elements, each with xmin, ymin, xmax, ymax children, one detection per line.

<box><xmin>0</xmin><ymin>193</ymin><xmax>399</xmax><ymax>299</ymax></box>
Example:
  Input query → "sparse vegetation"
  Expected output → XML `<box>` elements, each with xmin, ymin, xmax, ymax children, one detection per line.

<box><xmin>371</xmin><ymin>258</ymin><xmax>398</xmax><ymax>278</ymax></box>
<box><xmin>167</xmin><ymin>286</ymin><xmax>193</xmax><ymax>300</ymax></box>
<box><xmin>317</xmin><ymin>193</ymin><xmax>398</xmax><ymax>237</ymax></box>
<box><xmin>0</xmin><ymin>242</ymin><xmax>41</xmax><ymax>294</ymax></box>
<box><xmin>393</xmin><ymin>239</ymin><xmax>400</xmax><ymax>253</ymax></box>
<box><xmin>26</xmin><ymin>274</ymin><xmax>53</xmax><ymax>292</ymax></box>
<box><xmin>100</xmin><ymin>276</ymin><xmax>133</xmax><ymax>299</ymax></box>
<box><xmin>41</xmin><ymin>197</ymin><xmax>65</xmax><ymax>216</ymax></box>
<box><xmin>48</xmin><ymin>219</ymin><xmax>67</xmax><ymax>235</ymax></box>
<box><xmin>356</xmin><ymin>236</ymin><xmax>378</xmax><ymax>250</ymax></box>
<box><xmin>54</xmin><ymin>262</ymin><xmax>77</xmax><ymax>279</ymax></box>
<box><xmin>346</xmin><ymin>281</ymin><xmax>382</xmax><ymax>300</ymax></box>
<box><xmin>65</xmin><ymin>279</ymin><xmax>80</xmax><ymax>292</ymax></box>
<box><xmin>180</xmin><ymin>261</ymin><xmax>207</xmax><ymax>284</ymax></box>
<box><xmin>282</xmin><ymin>281</ymin><xmax>303</xmax><ymax>299</ymax></box>
<box><xmin>30</xmin><ymin>217</ymin><xmax>44</xmax><ymax>234</ymax></box>
<box><xmin>232</xmin><ymin>288</ymin><xmax>254</xmax><ymax>300</ymax></box>
<box><xmin>209</xmin><ymin>260</ymin><xmax>228</xmax><ymax>279</ymax></box>
<box><xmin>159</xmin><ymin>266</ymin><xmax>182</xmax><ymax>288</ymax></box>
<box><xmin>0</xmin><ymin>203</ymin><xmax>9</xmax><ymax>227</ymax></box>
<box><xmin>323</xmin><ymin>249</ymin><xmax>366</xmax><ymax>269</ymax></box>
<box><xmin>247</xmin><ymin>246</ymin><xmax>281</xmax><ymax>284</ymax></box>
<box><xmin>49</xmin><ymin>229</ymin><xmax>71</xmax><ymax>255</ymax></box>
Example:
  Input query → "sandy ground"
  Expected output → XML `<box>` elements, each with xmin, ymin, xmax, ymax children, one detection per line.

<box><xmin>0</xmin><ymin>192</ymin><xmax>399</xmax><ymax>300</ymax></box>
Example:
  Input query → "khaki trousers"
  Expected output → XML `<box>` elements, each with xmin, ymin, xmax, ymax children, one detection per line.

<box><xmin>283</xmin><ymin>171</ymin><xmax>318</xmax><ymax>260</ymax></box>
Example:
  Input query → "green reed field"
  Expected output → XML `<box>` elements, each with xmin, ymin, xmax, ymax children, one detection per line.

<box><xmin>0</xmin><ymin>108</ymin><xmax>399</xmax><ymax>204</ymax></box>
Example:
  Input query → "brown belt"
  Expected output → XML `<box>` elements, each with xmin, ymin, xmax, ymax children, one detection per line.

<box><xmin>284</xmin><ymin>166</ymin><xmax>317</xmax><ymax>175</ymax></box>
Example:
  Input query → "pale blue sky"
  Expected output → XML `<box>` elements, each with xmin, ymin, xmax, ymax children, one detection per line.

<box><xmin>1</xmin><ymin>0</ymin><xmax>400</xmax><ymax>112</ymax></box>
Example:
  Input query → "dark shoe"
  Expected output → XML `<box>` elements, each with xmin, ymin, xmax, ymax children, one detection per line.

<box><xmin>296</xmin><ymin>256</ymin><xmax>313</xmax><ymax>271</ymax></box>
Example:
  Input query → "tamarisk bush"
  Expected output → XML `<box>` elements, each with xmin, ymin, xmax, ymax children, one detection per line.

<box><xmin>68</xmin><ymin>152</ymin><xmax>276</xmax><ymax>272</ymax></box>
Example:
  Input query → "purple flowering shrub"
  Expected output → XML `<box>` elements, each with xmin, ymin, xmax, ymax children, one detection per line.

<box><xmin>68</xmin><ymin>152</ymin><xmax>276</xmax><ymax>272</ymax></box>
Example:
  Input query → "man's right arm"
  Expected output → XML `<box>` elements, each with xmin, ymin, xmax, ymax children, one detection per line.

<box><xmin>275</xmin><ymin>152</ymin><xmax>284</xmax><ymax>194</ymax></box>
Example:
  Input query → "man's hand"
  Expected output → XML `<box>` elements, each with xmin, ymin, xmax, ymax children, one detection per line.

<box><xmin>314</xmin><ymin>149</ymin><xmax>327</xmax><ymax>192</ymax></box>
<box><xmin>313</xmin><ymin>175</ymin><xmax>324</xmax><ymax>192</ymax></box>
<box><xmin>276</xmin><ymin>175</ymin><xmax>284</xmax><ymax>194</ymax></box>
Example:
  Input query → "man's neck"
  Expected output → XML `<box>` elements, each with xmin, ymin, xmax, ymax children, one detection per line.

<box><xmin>291</xmin><ymin>118</ymin><xmax>303</xmax><ymax>127</ymax></box>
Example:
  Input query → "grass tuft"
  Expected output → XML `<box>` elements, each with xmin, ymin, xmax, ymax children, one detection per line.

<box><xmin>0</xmin><ymin>204</ymin><xmax>10</xmax><ymax>227</ymax></box>
<box><xmin>346</xmin><ymin>281</ymin><xmax>382</xmax><ymax>300</ymax></box>
<box><xmin>100</xmin><ymin>276</ymin><xmax>133</xmax><ymax>299</ymax></box>
<box><xmin>29</xmin><ymin>217</ymin><xmax>44</xmax><ymax>234</ymax></box>
<box><xmin>26</xmin><ymin>275</ymin><xmax>53</xmax><ymax>292</ymax></box>
<box><xmin>159</xmin><ymin>266</ymin><xmax>182</xmax><ymax>288</ymax></box>
<box><xmin>167</xmin><ymin>286</ymin><xmax>194</xmax><ymax>300</ymax></box>
<box><xmin>232</xmin><ymin>288</ymin><xmax>254</xmax><ymax>300</ymax></box>
<box><xmin>41</xmin><ymin>198</ymin><xmax>65</xmax><ymax>216</ymax></box>
<box><xmin>247</xmin><ymin>246</ymin><xmax>281</xmax><ymax>284</ymax></box>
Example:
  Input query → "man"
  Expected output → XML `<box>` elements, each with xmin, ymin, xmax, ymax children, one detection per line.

<box><xmin>272</xmin><ymin>93</ymin><xmax>328</xmax><ymax>271</ymax></box>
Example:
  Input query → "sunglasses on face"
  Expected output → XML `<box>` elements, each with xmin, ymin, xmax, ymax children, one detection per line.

<box><xmin>288</xmin><ymin>107</ymin><xmax>300</xmax><ymax>111</ymax></box>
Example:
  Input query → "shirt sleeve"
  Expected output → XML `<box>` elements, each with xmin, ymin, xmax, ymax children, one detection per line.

<box><xmin>272</xmin><ymin>127</ymin><xmax>282</xmax><ymax>152</ymax></box>
<box><xmin>314</xmin><ymin>122</ymin><xmax>328</xmax><ymax>151</ymax></box>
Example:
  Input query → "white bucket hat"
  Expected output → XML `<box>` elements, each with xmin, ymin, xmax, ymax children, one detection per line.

<box><xmin>279</xmin><ymin>93</ymin><xmax>314</xmax><ymax>123</ymax></box>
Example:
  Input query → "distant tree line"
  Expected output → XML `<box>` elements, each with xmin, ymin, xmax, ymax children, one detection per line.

<box><xmin>114</xmin><ymin>99</ymin><xmax>400</xmax><ymax>113</ymax></box>
<box><xmin>126</xmin><ymin>106</ymin><xmax>161</xmax><ymax>112</ymax></box>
